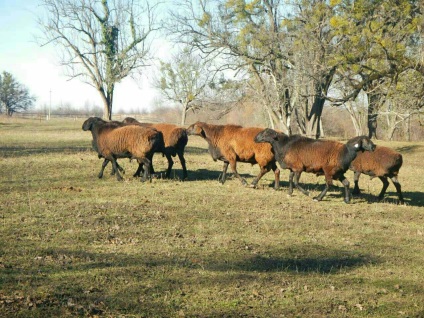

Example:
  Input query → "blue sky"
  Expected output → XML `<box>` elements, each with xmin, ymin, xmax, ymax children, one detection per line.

<box><xmin>0</xmin><ymin>0</ymin><xmax>163</xmax><ymax>113</ymax></box>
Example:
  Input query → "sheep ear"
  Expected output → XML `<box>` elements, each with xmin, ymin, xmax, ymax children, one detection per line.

<box><xmin>199</xmin><ymin>126</ymin><xmax>207</xmax><ymax>138</ymax></box>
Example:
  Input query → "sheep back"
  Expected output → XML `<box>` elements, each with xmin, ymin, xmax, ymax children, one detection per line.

<box><xmin>350</xmin><ymin>145</ymin><xmax>402</xmax><ymax>177</ymax></box>
<box><xmin>98</xmin><ymin>125</ymin><xmax>162</xmax><ymax>159</ymax></box>
<box><xmin>283</xmin><ymin>138</ymin><xmax>346</xmax><ymax>175</ymax></box>
<box><xmin>188</xmin><ymin>122</ymin><xmax>274</xmax><ymax>166</ymax></box>
<box><xmin>123</xmin><ymin>117</ymin><xmax>187</xmax><ymax>155</ymax></box>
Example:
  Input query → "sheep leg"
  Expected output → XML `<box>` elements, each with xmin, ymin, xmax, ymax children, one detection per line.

<box><xmin>165</xmin><ymin>154</ymin><xmax>174</xmax><ymax>179</ymax></box>
<box><xmin>111</xmin><ymin>158</ymin><xmax>124</xmax><ymax>181</ymax></box>
<box><xmin>294</xmin><ymin>172</ymin><xmax>309</xmax><ymax>196</ymax></box>
<box><xmin>288</xmin><ymin>171</ymin><xmax>294</xmax><ymax>195</ymax></box>
<box><xmin>250</xmin><ymin>166</ymin><xmax>268</xmax><ymax>188</ymax></box>
<box><xmin>352</xmin><ymin>171</ymin><xmax>361</xmax><ymax>195</ymax></box>
<box><xmin>133</xmin><ymin>153</ymin><xmax>154</xmax><ymax>178</ymax></box>
<box><xmin>177</xmin><ymin>151</ymin><xmax>188</xmax><ymax>180</ymax></box>
<box><xmin>138</xmin><ymin>158</ymin><xmax>151</xmax><ymax>182</ymax></box>
<box><xmin>313</xmin><ymin>183</ymin><xmax>329</xmax><ymax>202</ymax></box>
<box><xmin>377</xmin><ymin>176</ymin><xmax>390</xmax><ymax>202</ymax></box>
<box><xmin>340</xmin><ymin>177</ymin><xmax>351</xmax><ymax>203</ymax></box>
<box><xmin>229</xmin><ymin>160</ymin><xmax>247</xmax><ymax>186</ymax></box>
<box><xmin>133</xmin><ymin>163</ymin><xmax>144</xmax><ymax>177</ymax></box>
<box><xmin>110</xmin><ymin>161</ymin><xmax>125</xmax><ymax>176</ymax></box>
<box><xmin>272</xmin><ymin>163</ymin><xmax>280</xmax><ymax>190</ymax></box>
<box><xmin>219</xmin><ymin>161</ymin><xmax>229</xmax><ymax>184</ymax></box>
<box><xmin>390</xmin><ymin>176</ymin><xmax>404</xmax><ymax>204</ymax></box>
<box><xmin>98</xmin><ymin>159</ymin><xmax>110</xmax><ymax>178</ymax></box>
<box><xmin>148</xmin><ymin>153</ymin><xmax>156</xmax><ymax>174</ymax></box>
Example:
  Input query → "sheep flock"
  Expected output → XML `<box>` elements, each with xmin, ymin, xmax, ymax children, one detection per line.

<box><xmin>83</xmin><ymin>118</ymin><xmax>405</xmax><ymax>204</ymax></box>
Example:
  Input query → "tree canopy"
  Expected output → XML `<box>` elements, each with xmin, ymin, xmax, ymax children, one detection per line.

<box><xmin>0</xmin><ymin>72</ymin><xmax>35</xmax><ymax>116</ymax></box>
<box><xmin>168</xmin><ymin>0</ymin><xmax>423</xmax><ymax>138</ymax></box>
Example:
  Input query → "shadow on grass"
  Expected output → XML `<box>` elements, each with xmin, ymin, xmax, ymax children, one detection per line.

<box><xmin>0</xmin><ymin>146</ymin><xmax>91</xmax><ymax>157</ymax></box>
<box><xmin>1</xmin><ymin>245</ymin><xmax>377</xmax><ymax>277</ymax></box>
<box><xmin>204</xmin><ymin>246</ymin><xmax>377</xmax><ymax>274</ymax></box>
<box><xmin>0</xmin><ymin>246</ymin><xmax>380</xmax><ymax>317</ymax></box>
<box><xmin>351</xmin><ymin>189</ymin><xmax>424</xmax><ymax>207</ymax></box>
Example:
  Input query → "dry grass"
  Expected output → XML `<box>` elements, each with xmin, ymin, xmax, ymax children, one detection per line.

<box><xmin>1</xmin><ymin>117</ymin><xmax>423</xmax><ymax>317</ymax></box>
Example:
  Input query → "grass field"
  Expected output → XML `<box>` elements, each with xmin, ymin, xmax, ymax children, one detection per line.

<box><xmin>1</xmin><ymin>117</ymin><xmax>423</xmax><ymax>318</ymax></box>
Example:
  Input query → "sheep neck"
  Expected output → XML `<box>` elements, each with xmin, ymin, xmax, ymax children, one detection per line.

<box><xmin>340</xmin><ymin>144</ymin><xmax>359</xmax><ymax>172</ymax></box>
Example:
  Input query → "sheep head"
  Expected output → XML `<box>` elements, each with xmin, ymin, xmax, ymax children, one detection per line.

<box><xmin>254</xmin><ymin>128</ymin><xmax>278</xmax><ymax>143</ymax></box>
<box><xmin>347</xmin><ymin>135</ymin><xmax>376</xmax><ymax>152</ymax></box>
<box><xmin>186</xmin><ymin>122</ymin><xmax>206</xmax><ymax>137</ymax></box>
<box><xmin>82</xmin><ymin>117</ymin><xmax>105</xmax><ymax>131</ymax></box>
<box><xmin>122</xmin><ymin>117</ymin><xmax>138</xmax><ymax>124</ymax></box>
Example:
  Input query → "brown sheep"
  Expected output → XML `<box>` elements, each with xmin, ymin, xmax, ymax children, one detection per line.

<box><xmin>186</xmin><ymin>122</ymin><xmax>280</xmax><ymax>189</ymax></box>
<box><xmin>254</xmin><ymin>128</ymin><xmax>376</xmax><ymax>203</ymax></box>
<box><xmin>81</xmin><ymin>117</ymin><xmax>127</xmax><ymax>178</ymax></box>
<box><xmin>82</xmin><ymin>117</ymin><xmax>164</xmax><ymax>182</ymax></box>
<box><xmin>350</xmin><ymin>145</ymin><xmax>404</xmax><ymax>204</ymax></box>
<box><xmin>123</xmin><ymin>117</ymin><xmax>188</xmax><ymax>180</ymax></box>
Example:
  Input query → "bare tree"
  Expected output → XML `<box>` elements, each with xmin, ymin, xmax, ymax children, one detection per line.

<box><xmin>154</xmin><ymin>46</ymin><xmax>242</xmax><ymax>125</ymax></box>
<box><xmin>38</xmin><ymin>0</ymin><xmax>159</xmax><ymax>119</ymax></box>
<box><xmin>154</xmin><ymin>47</ymin><xmax>216</xmax><ymax>125</ymax></box>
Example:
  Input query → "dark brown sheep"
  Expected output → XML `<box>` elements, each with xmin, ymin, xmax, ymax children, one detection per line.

<box><xmin>186</xmin><ymin>122</ymin><xmax>280</xmax><ymax>189</ymax></box>
<box><xmin>350</xmin><ymin>145</ymin><xmax>404</xmax><ymax>204</ymax></box>
<box><xmin>123</xmin><ymin>117</ymin><xmax>188</xmax><ymax>180</ymax></box>
<box><xmin>255</xmin><ymin>128</ymin><xmax>376</xmax><ymax>203</ymax></box>
<box><xmin>82</xmin><ymin>117</ymin><xmax>164</xmax><ymax>181</ymax></box>
<box><xmin>82</xmin><ymin>117</ymin><xmax>130</xmax><ymax>178</ymax></box>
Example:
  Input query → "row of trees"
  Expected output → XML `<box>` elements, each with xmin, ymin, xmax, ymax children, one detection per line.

<box><xmin>0</xmin><ymin>72</ymin><xmax>35</xmax><ymax>116</ymax></box>
<box><xmin>166</xmin><ymin>0</ymin><xmax>423</xmax><ymax>138</ymax></box>
<box><xmin>36</xmin><ymin>0</ymin><xmax>423</xmax><ymax>139</ymax></box>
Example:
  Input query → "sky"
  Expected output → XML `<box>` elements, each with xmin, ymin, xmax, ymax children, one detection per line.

<box><xmin>0</xmin><ymin>0</ymin><xmax>166</xmax><ymax>113</ymax></box>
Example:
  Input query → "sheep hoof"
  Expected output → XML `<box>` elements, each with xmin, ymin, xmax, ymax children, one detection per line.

<box><xmin>312</xmin><ymin>197</ymin><xmax>321</xmax><ymax>202</ymax></box>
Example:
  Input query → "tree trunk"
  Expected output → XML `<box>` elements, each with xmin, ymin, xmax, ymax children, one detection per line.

<box><xmin>366</xmin><ymin>91</ymin><xmax>379</xmax><ymax>140</ymax></box>
<box><xmin>181</xmin><ymin>102</ymin><xmax>188</xmax><ymax>126</ymax></box>
<box><xmin>346</xmin><ymin>101</ymin><xmax>366</xmax><ymax>136</ymax></box>
<box><xmin>306</xmin><ymin>97</ymin><xmax>325</xmax><ymax>139</ymax></box>
<box><xmin>305</xmin><ymin>68</ymin><xmax>335</xmax><ymax>139</ymax></box>
<box><xmin>99</xmin><ymin>86</ymin><xmax>113</xmax><ymax>120</ymax></box>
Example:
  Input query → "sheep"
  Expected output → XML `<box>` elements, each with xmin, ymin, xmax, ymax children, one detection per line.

<box><xmin>81</xmin><ymin>117</ymin><xmax>128</xmax><ymax>178</ymax></box>
<box><xmin>122</xmin><ymin>117</ymin><xmax>188</xmax><ymax>180</ymax></box>
<box><xmin>82</xmin><ymin>117</ymin><xmax>164</xmax><ymax>182</ymax></box>
<box><xmin>349</xmin><ymin>145</ymin><xmax>404</xmax><ymax>204</ymax></box>
<box><xmin>186</xmin><ymin>122</ymin><xmax>280</xmax><ymax>189</ymax></box>
<box><xmin>254</xmin><ymin>128</ymin><xmax>376</xmax><ymax>203</ymax></box>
